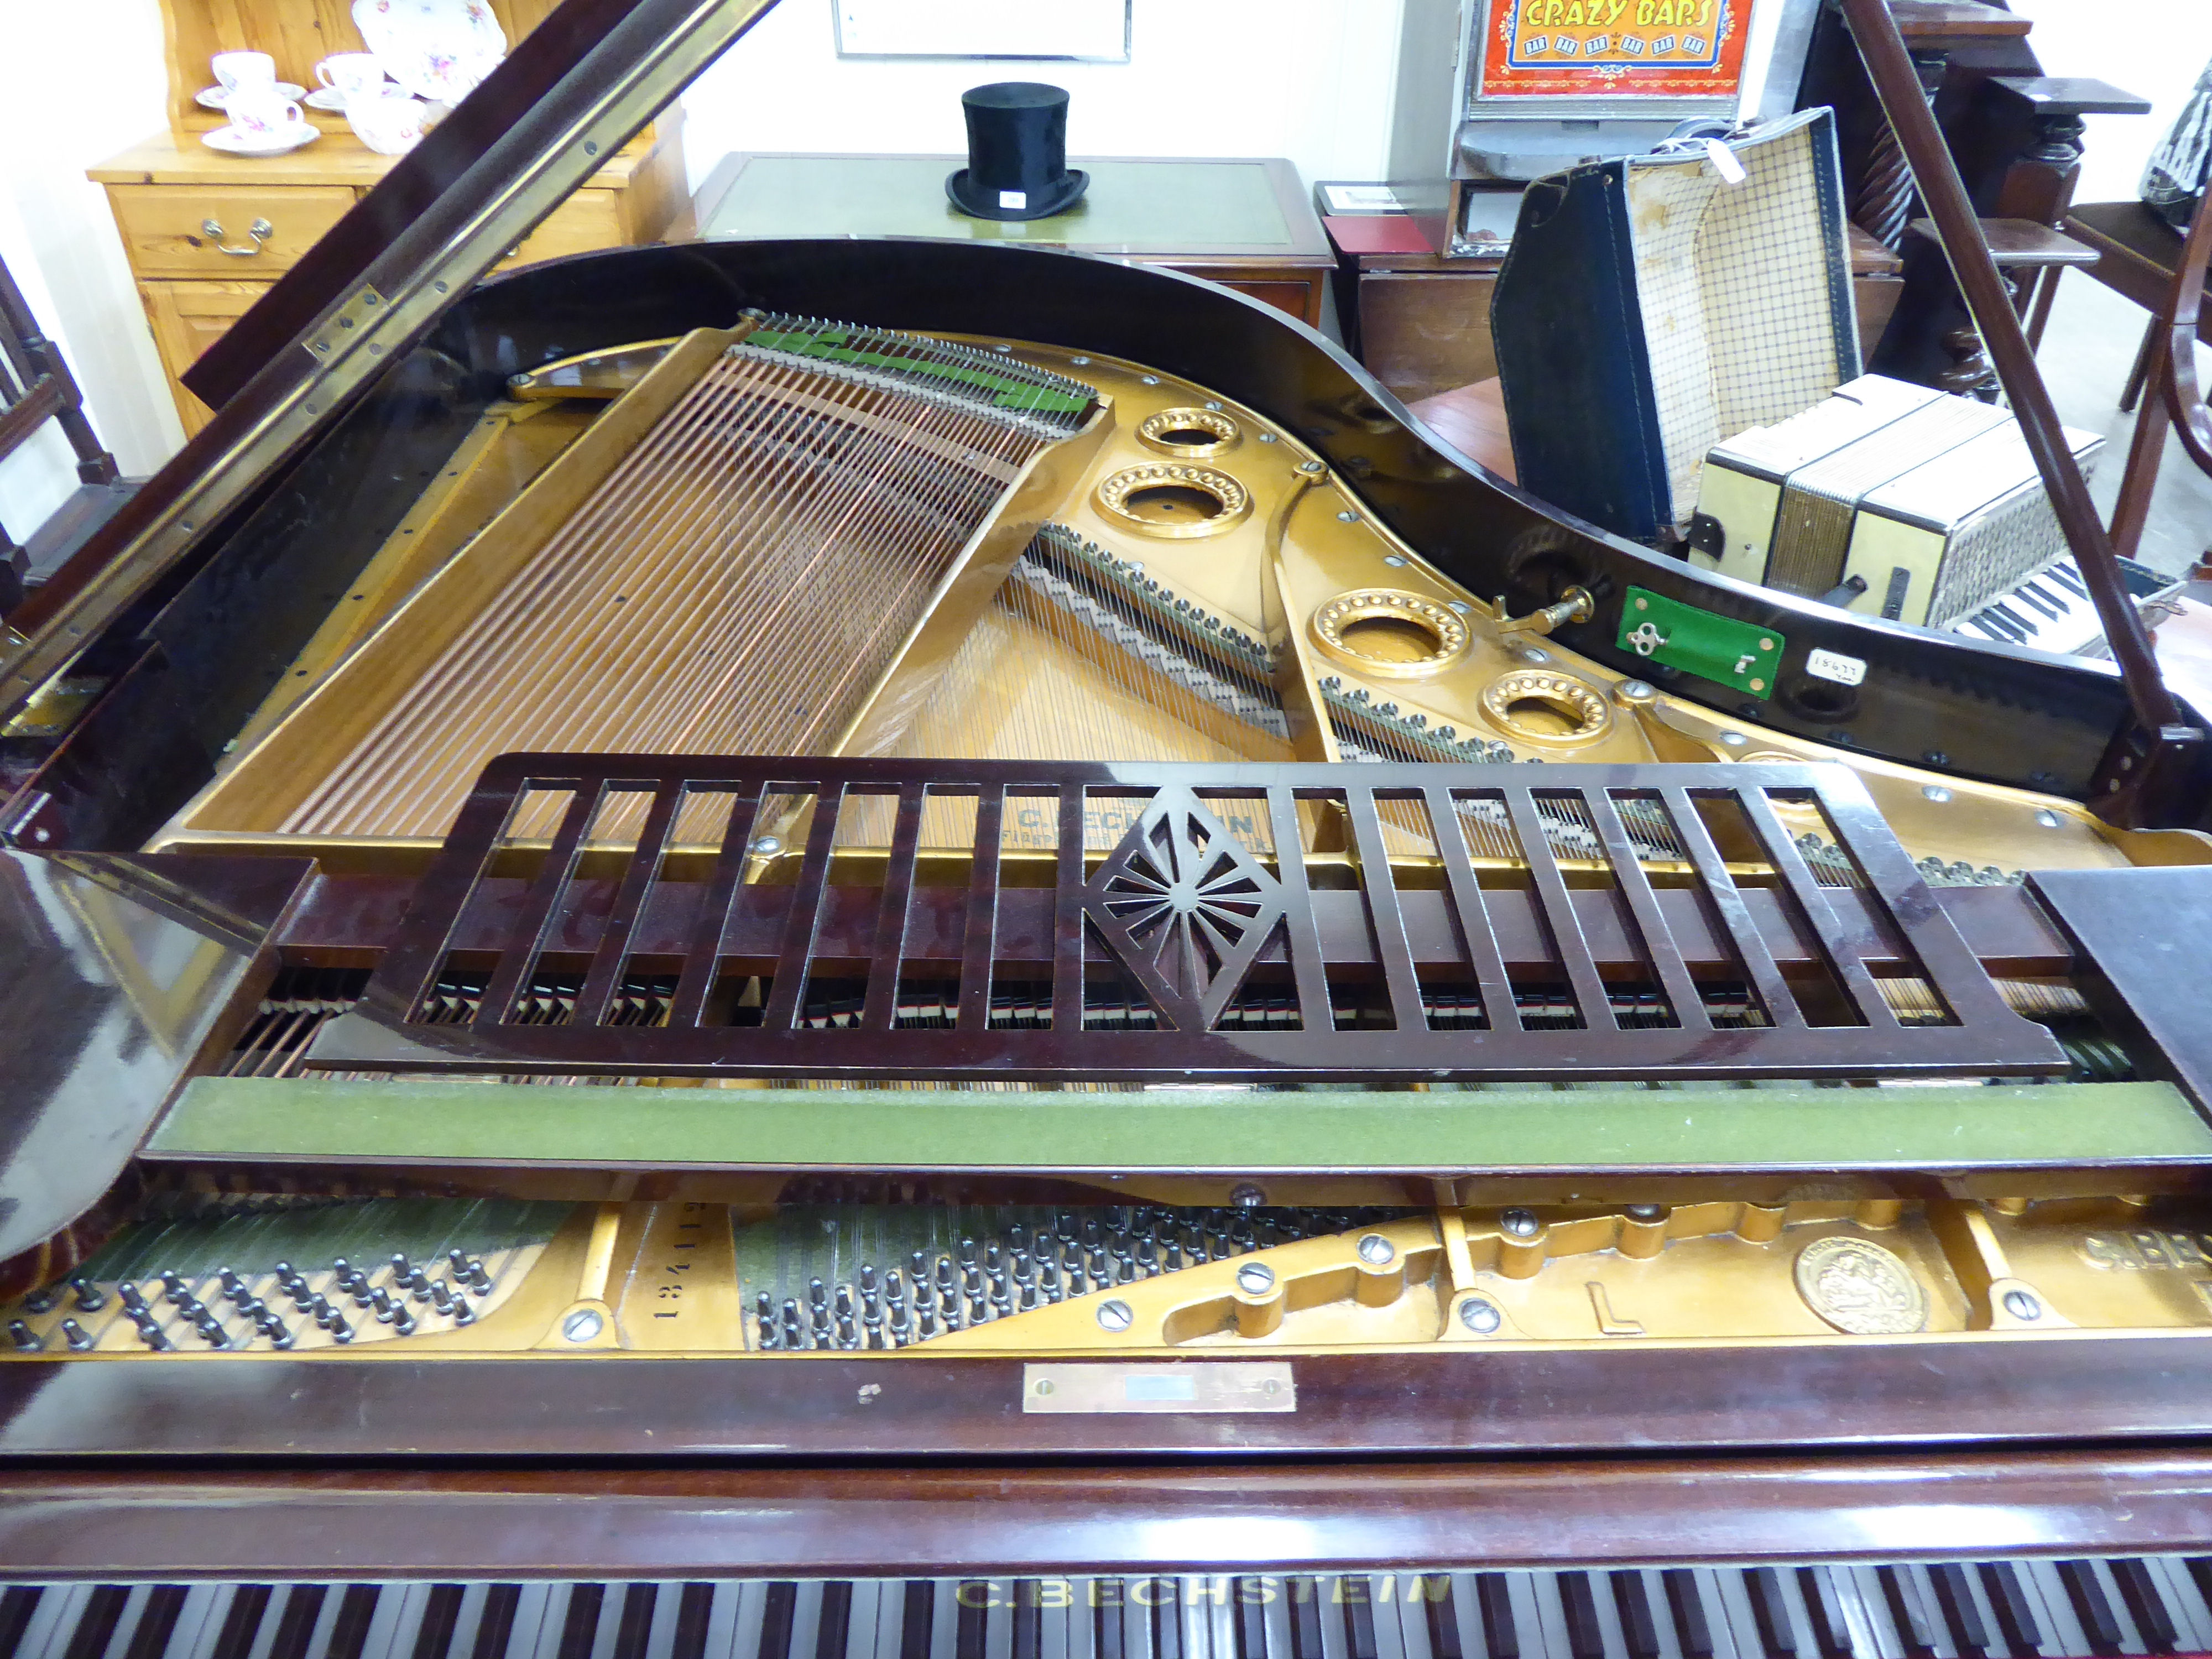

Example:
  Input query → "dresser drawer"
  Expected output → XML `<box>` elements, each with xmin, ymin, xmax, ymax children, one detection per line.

<box><xmin>494</xmin><ymin>190</ymin><xmax>627</xmax><ymax>273</ymax></box>
<box><xmin>108</xmin><ymin>184</ymin><xmax>356</xmax><ymax>278</ymax></box>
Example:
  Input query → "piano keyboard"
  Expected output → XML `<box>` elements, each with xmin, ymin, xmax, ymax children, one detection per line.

<box><xmin>1945</xmin><ymin>555</ymin><xmax>2181</xmax><ymax>656</ymax></box>
<box><xmin>10</xmin><ymin>1563</ymin><xmax>2212</xmax><ymax>1659</ymax></box>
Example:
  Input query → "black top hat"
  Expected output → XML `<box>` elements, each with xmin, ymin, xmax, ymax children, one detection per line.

<box><xmin>946</xmin><ymin>82</ymin><xmax>1089</xmax><ymax>222</ymax></box>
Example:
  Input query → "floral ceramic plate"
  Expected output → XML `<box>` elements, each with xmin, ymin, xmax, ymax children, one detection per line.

<box><xmin>351</xmin><ymin>0</ymin><xmax>505</xmax><ymax>102</ymax></box>
<box><xmin>196</xmin><ymin>82</ymin><xmax>306</xmax><ymax>109</ymax></box>
<box><xmin>202</xmin><ymin>121</ymin><xmax>322</xmax><ymax>155</ymax></box>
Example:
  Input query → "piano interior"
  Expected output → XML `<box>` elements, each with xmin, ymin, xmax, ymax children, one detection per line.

<box><xmin>8</xmin><ymin>200</ymin><xmax>2212</xmax><ymax>1609</ymax></box>
<box><xmin>9</xmin><ymin>307</ymin><xmax>2212</xmax><ymax>1386</ymax></box>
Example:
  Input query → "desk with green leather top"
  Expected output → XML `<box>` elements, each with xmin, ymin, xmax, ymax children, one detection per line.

<box><xmin>686</xmin><ymin>153</ymin><xmax>1334</xmax><ymax>327</ymax></box>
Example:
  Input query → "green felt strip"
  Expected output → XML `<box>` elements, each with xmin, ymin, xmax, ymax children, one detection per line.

<box><xmin>150</xmin><ymin>1078</ymin><xmax>2210</xmax><ymax>1171</ymax></box>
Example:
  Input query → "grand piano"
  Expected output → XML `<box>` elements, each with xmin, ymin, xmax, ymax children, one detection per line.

<box><xmin>7</xmin><ymin>0</ymin><xmax>2212</xmax><ymax>1646</ymax></box>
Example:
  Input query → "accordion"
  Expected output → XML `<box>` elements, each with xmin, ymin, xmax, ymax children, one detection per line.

<box><xmin>1690</xmin><ymin>373</ymin><xmax>2105</xmax><ymax>629</ymax></box>
<box><xmin>1491</xmin><ymin>107</ymin><xmax>1860</xmax><ymax>545</ymax></box>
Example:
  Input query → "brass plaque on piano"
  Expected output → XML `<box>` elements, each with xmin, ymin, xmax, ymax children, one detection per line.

<box><xmin>1022</xmin><ymin>1363</ymin><xmax>1297</xmax><ymax>1414</ymax></box>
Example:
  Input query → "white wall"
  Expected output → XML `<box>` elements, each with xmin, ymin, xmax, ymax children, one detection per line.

<box><xmin>2010</xmin><ymin>0</ymin><xmax>2212</xmax><ymax>206</ymax></box>
<box><xmin>0</xmin><ymin>0</ymin><xmax>184</xmax><ymax>527</ymax></box>
<box><xmin>677</xmin><ymin>0</ymin><xmax>1409</xmax><ymax>196</ymax></box>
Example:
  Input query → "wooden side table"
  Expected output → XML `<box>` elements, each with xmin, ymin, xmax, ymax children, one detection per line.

<box><xmin>91</xmin><ymin>128</ymin><xmax>686</xmax><ymax>436</ymax></box>
<box><xmin>687</xmin><ymin>154</ymin><xmax>1334</xmax><ymax>329</ymax></box>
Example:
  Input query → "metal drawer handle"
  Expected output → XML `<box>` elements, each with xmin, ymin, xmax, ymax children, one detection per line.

<box><xmin>201</xmin><ymin>217</ymin><xmax>273</xmax><ymax>257</ymax></box>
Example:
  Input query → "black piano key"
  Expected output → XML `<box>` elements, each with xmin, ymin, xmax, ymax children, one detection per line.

<box><xmin>669</xmin><ymin>1588</ymin><xmax>715</xmax><ymax>1659</ymax></box>
<box><xmin>1009</xmin><ymin>1586</ymin><xmax>1040</xmax><ymax>1659</ymax></box>
<box><xmin>609</xmin><ymin>1588</ymin><xmax>659</xmax><ymax>1659</ymax></box>
<box><xmin>1978</xmin><ymin>1568</ymin><xmax>2042</xmax><ymax>1657</ymax></box>
<box><xmin>1877</xmin><ymin>1569</ymin><xmax>1942</xmax><ymax>1658</ymax></box>
<box><xmin>211</xmin><ymin>1589</ymin><xmax>273</xmax><ymax>1659</ymax></box>
<box><xmin>956</xmin><ymin>1588</ymin><xmax>989</xmax><ymax>1659</ymax></box>
<box><xmin>1151</xmin><ymin>1583</ymin><xmax>1180</xmax><ymax>1659</ymax></box>
<box><xmin>1929</xmin><ymin>1569</ymin><xmax>1989</xmax><ymax>1657</ymax></box>
<box><xmin>815</xmin><ymin>1586</ymin><xmax>852</xmax><ymax>1659</ymax></box>
<box><xmin>1560</xmin><ymin>1577</ymin><xmax>1609</xmax><ymax>1659</ymax></box>
<box><xmin>2108</xmin><ymin>1564</ymin><xmax>2176</xmax><ymax>1656</ymax></box>
<box><xmin>1662</xmin><ymin>1573</ymin><xmax>1715</xmax><ymax>1659</ymax></box>
<box><xmin>64</xmin><ymin>1588</ymin><xmax>132</xmax><ymax>1659</ymax></box>
<box><xmin>555</xmin><ymin>1590</ymin><xmax>607</xmax><ymax>1659</ymax></box>
<box><xmin>0</xmin><ymin>1588</ymin><xmax>43</xmax><ymax>1659</ymax></box>
<box><xmin>2013</xmin><ymin>585</ymin><xmax>2062</xmax><ymax>620</ymax></box>
<box><xmin>1233</xmin><ymin>1583</ymin><xmax>1269</xmax><ymax>1659</ymax></box>
<box><xmin>760</xmin><ymin>1588</ymin><xmax>801</xmax><ymax>1659</ymax></box>
<box><xmin>2056</xmin><ymin>1564</ymin><xmax>2125</xmax><ymax>1657</ymax></box>
<box><xmin>903</xmin><ymin>1587</ymin><xmax>937</xmax><ymax>1659</ymax></box>
<box><xmin>1796</xmin><ymin>1572</ymin><xmax>1852</xmax><ymax>1659</ymax></box>
<box><xmin>123</xmin><ymin>1588</ymin><xmax>190</xmax><ymax>1659</ymax></box>
<box><xmin>327</xmin><ymin>1587</ymin><xmax>385</xmax><ymax>1659</ymax></box>
<box><xmin>1094</xmin><ymin>1585</ymin><xmax>1126</xmax><ymax>1659</ymax></box>
<box><xmin>1477</xmin><ymin>1579</ymin><xmax>1519</xmax><ymax>1659</ymax></box>
<box><xmin>2050</xmin><ymin>565</ymin><xmax>2089</xmax><ymax>597</ymax></box>
<box><xmin>1286</xmin><ymin>1583</ymin><xmax>1325</xmax><ymax>1659</ymax></box>
<box><xmin>1422</xmin><ymin>1582</ymin><xmax>1462</xmax><ymax>1659</ymax></box>
<box><xmin>1340</xmin><ymin>1581</ymin><xmax>1378</xmax><ymax>1659</ymax></box>
<box><xmin>1609</xmin><ymin>1574</ymin><xmax>1660</xmax><ymax>1659</ymax></box>
<box><xmin>467</xmin><ymin>1591</ymin><xmax>520</xmax><ymax>1659</ymax></box>
<box><xmin>1745</xmin><ymin>1573</ymin><xmax>1798</xmax><ymax>1659</ymax></box>
<box><xmin>268</xmin><ymin>1590</ymin><xmax>331</xmax><ymax>1659</ymax></box>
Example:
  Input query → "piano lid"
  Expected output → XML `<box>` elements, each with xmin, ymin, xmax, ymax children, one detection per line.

<box><xmin>0</xmin><ymin>0</ymin><xmax>786</xmax><ymax>725</ymax></box>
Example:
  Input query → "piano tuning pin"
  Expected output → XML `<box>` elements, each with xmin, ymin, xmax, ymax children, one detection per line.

<box><xmin>909</xmin><ymin>1250</ymin><xmax>927</xmax><ymax>1282</ymax></box>
<box><xmin>8</xmin><ymin>1321</ymin><xmax>40</xmax><ymax>1353</ymax></box>
<box><xmin>935</xmin><ymin>1257</ymin><xmax>956</xmax><ymax>1292</ymax></box>
<box><xmin>857</xmin><ymin>1263</ymin><xmax>877</xmax><ymax>1292</ymax></box>
<box><xmin>140</xmin><ymin>1324</ymin><xmax>171</xmax><ymax>1352</ymax></box>
<box><xmin>451</xmin><ymin>1301</ymin><xmax>474</xmax><ymax>1327</ymax></box>
<box><xmin>808</xmin><ymin>1278</ymin><xmax>828</xmax><ymax>1308</ymax></box>
<box><xmin>958</xmin><ymin>1236</ymin><xmax>979</xmax><ymax>1266</ymax></box>
<box><xmin>391</xmin><ymin>1307</ymin><xmax>416</xmax><ymax>1336</ymax></box>
<box><xmin>983</xmin><ymin>1240</ymin><xmax>1003</xmax><ymax>1272</ymax></box>
<box><xmin>328</xmin><ymin>1319</ymin><xmax>353</xmax><ymax>1344</ymax></box>
<box><xmin>833</xmin><ymin>1285</ymin><xmax>854</xmax><ymax>1317</ymax></box>
<box><xmin>117</xmin><ymin>1282</ymin><xmax>145</xmax><ymax>1313</ymax></box>
<box><xmin>69</xmin><ymin>1278</ymin><xmax>103</xmax><ymax>1312</ymax></box>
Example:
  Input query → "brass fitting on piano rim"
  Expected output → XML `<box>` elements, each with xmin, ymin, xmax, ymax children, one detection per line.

<box><xmin>1492</xmin><ymin>585</ymin><xmax>1595</xmax><ymax>641</ymax></box>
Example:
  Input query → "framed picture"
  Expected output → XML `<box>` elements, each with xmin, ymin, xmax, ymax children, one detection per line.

<box><xmin>833</xmin><ymin>0</ymin><xmax>1132</xmax><ymax>62</ymax></box>
<box><xmin>1471</xmin><ymin>0</ymin><xmax>1751</xmax><ymax>103</ymax></box>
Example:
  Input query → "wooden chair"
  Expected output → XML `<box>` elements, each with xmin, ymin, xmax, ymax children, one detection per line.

<box><xmin>2063</xmin><ymin>198</ymin><xmax>2212</xmax><ymax>558</ymax></box>
<box><xmin>0</xmin><ymin>251</ymin><xmax>132</xmax><ymax>620</ymax></box>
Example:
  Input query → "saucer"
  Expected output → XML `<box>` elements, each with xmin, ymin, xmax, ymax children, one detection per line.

<box><xmin>196</xmin><ymin>82</ymin><xmax>306</xmax><ymax>109</ymax></box>
<box><xmin>305</xmin><ymin>87</ymin><xmax>352</xmax><ymax>111</ymax></box>
<box><xmin>201</xmin><ymin>121</ymin><xmax>322</xmax><ymax>155</ymax></box>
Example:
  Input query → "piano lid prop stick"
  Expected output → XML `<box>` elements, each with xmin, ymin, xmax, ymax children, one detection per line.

<box><xmin>1836</xmin><ymin>0</ymin><xmax>2196</xmax><ymax>805</ymax></box>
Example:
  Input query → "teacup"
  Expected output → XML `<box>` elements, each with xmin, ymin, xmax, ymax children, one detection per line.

<box><xmin>345</xmin><ymin>90</ymin><xmax>427</xmax><ymax>156</ymax></box>
<box><xmin>211</xmin><ymin>50</ymin><xmax>276</xmax><ymax>92</ymax></box>
<box><xmin>225</xmin><ymin>83</ymin><xmax>307</xmax><ymax>143</ymax></box>
<box><xmin>315</xmin><ymin>53</ymin><xmax>388</xmax><ymax>102</ymax></box>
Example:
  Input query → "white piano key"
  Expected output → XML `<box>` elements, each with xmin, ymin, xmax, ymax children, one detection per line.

<box><xmin>1060</xmin><ymin>1583</ymin><xmax>1092</xmax><ymax>1659</ymax></box>
<box><xmin>299</xmin><ymin>1584</ymin><xmax>354</xmax><ymax>1659</ymax></box>
<box><xmin>1262</xmin><ymin>1580</ymin><xmax>1297</xmax><ymax>1659</ymax></box>
<box><xmin>868</xmin><ymin>1584</ymin><xmax>902</xmax><ymax>1659</ymax></box>
<box><xmin>790</xmin><ymin>1584</ymin><xmax>826</xmax><ymax>1659</ymax></box>
<box><xmin>1839</xmin><ymin>1570</ymin><xmax>1905</xmax><ymax>1659</ymax></box>
<box><xmin>1188</xmin><ymin>1578</ymin><xmax>1224</xmax><ymax>1659</ymax></box>
<box><xmin>1765</xmin><ymin>1569</ymin><xmax>1829</xmax><ymax>1659</ymax></box>
<box><xmin>732</xmin><ymin>1584</ymin><xmax>772</xmax><ymax>1659</ymax></box>
<box><xmin>1526</xmin><ymin>1574</ymin><xmax>1575</xmax><ymax>1659</ymax></box>
<box><xmin>1044</xmin><ymin>1580</ymin><xmax>1074</xmax><ymax>1659</ymax></box>
<box><xmin>929</xmin><ymin>1582</ymin><xmax>960</xmax><ymax>1659</ymax></box>
<box><xmin>1681</xmin><ymin>1571</ymin><xmax>1742</xmax><ymax>1659</ymax></box>
<box><xmin>525</xmin><ymin>1587</ymin><xmax>580</xmax><ymax>1659</ymax></box>
<box><xmin>502</xmin><ymin>1585</ymin><xmax>561</xmax><ymax>1659</ymax></box>
<box><xmin>2143</xmin><ymin>1561</ymin><xmax>2212</xmax><ymax>1654</ymax></box>
<box><xmin>363</xmin><ymin>1584</ymin><xmax>430</xmax><ymax>1659</ymax></box>
<box><xmin>2013</xmin><ymin>1567</ymin><xmax>2088</xmax><ymax>1659</ymax></box>
<box><xmin>1946</xmin><ymin>1566</ymin><xmax>2010</xmax><ymax>1658</ymax></box>
<box><xmin>1390</xmin><ymin>1580</ymin><xmax>1432</xmax><ymax>1659</ymax></box>
<box><xmin>1628</xmin><ymin>1572</ymin><xmax>1686</xmax><ymax>1659</ymax></box>
<box><xmin>2081</xmin><ymin>1562</ymin><xmax>2149</xmax><ymax>1657</ymax></box>
<box><xmin>1711</xmin><ymin>1571</ymin><xmax>1775</xmax><ymax>1659</ymax></box>
<box><xmin>22</xmin><ymin>1583</ymin><xmax>93</xmax><ymax>1659</ymax></box>
<box><xmin>843</xmin><ymin>1587</ymin><xmax>880</xmax><ymax>1659</ymax></box>
<box><xmin>1585</xmin><ymin>1575</ymin><xmax>1636</xmax><ymax>1659</ymax></box>
<box><xmin>1444</xmin><ymin>1576</ymin><xmax>1486</xmax><ymax>1659</ymax></box>
<box><xmin>242</xmin><ymin>1587</ymin><xmax>301</xmax><ymax>1659</ymax></box>
<box><xmin>1502</xmin><ymin>1578</ymin><xmax>1545</xmax><ymax>1659</ymax></box>
<box><xmin>705</xmin><ymin>1584</ymin><xmax>750</xmax><ymax>1659</ymax></box>
<box><xmin>1316</xmin><ymin>1581</ymin><xmax>1349</xmax><ymax>1659</ymax></box>
<box><xmin>99</xmin><ymin>1584</ymin><xmax>156</xmax><ymax>1659</ymax></box>
<box><xmin>1368</xmin><ymin>1581</ymin><xmax>1407</xmax><ymax>1659</ymax></box>
<box><xmin>448</xmin><ymin>1588</ymin><xmax>493</xmax><ymax>1659</ymax></box>
<box><xmin>163</xmin><ymin>1583</ymin><xmax>232</xmax><ymax>1659</ymax></box>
